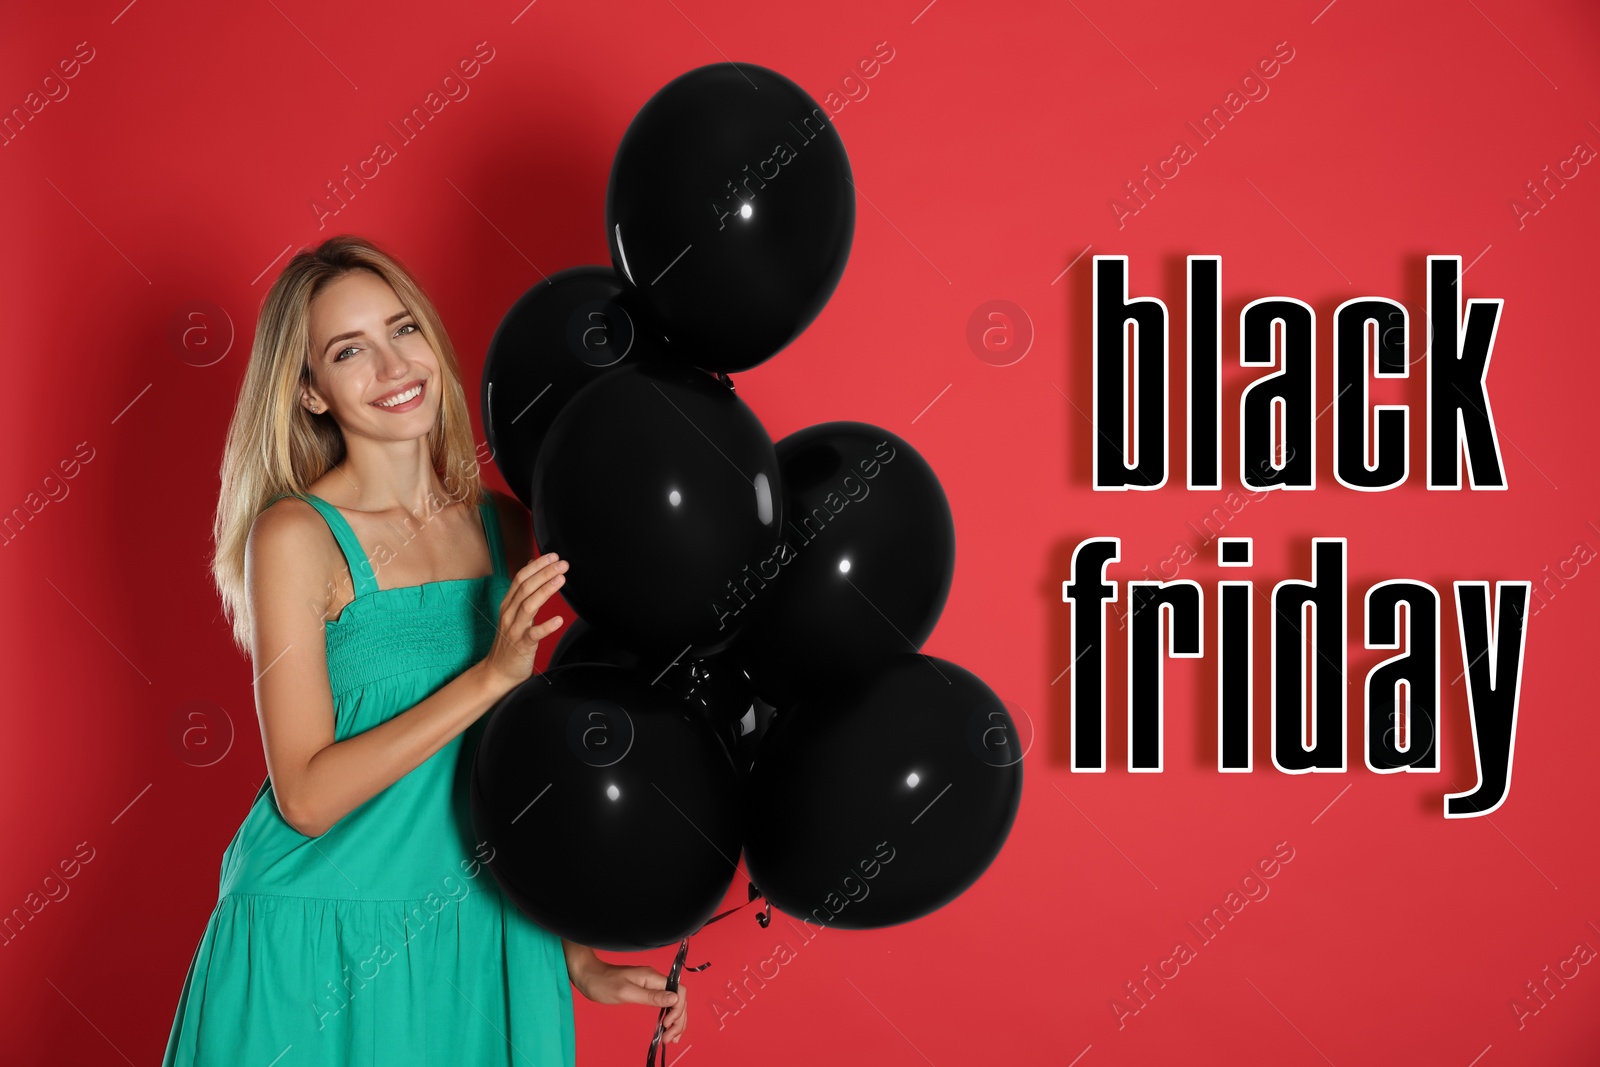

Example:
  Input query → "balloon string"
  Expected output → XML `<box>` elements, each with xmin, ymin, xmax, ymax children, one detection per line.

<box><xmin>645</xmin><ymin>882</ymin><xmax>767</xmax><ymax>1066</ymax></box>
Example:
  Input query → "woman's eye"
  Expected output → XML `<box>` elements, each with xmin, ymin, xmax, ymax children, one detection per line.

<box><xmin>333</xmin><ymin>323</ymin><xmax>414</xmax><ymax>361</ymax></box>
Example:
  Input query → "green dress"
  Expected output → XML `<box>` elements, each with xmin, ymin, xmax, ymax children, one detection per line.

<box><xmin>162</xmin><ymin>491</ymin><xmax>576</xmax><ymax>1067</ymax></box>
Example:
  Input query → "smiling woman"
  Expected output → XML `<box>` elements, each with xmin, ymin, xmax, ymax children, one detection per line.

<box><xmin>162</xmin><ymin>235</ymin><xmax>689</xmax><ymax>1066</ymax></box>
<box><xmin>303</xmin><ymin>271</ymin><xmax>443</xmax><ymax>426</ymax></box>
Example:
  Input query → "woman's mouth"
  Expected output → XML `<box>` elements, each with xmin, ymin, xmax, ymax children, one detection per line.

<box><xmin>372</xmin><ymin>379</ymin><xmax>426</xmax><ymax>413</ymax></box>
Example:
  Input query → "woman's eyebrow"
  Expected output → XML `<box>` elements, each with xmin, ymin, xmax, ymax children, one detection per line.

<box><xmin>321</xmin><ymin>309</ymin><xmax>412</xmax><ymax>357</ymax></box>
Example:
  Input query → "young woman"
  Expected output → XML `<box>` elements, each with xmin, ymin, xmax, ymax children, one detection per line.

<box><xmin>163</xmin><ymin>235</ymin><xmax>688</xmax><ymax>1065</ymax></box>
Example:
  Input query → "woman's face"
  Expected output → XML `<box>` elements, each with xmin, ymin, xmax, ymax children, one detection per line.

<box><xmin>303</xmin><ymin>269</ymin><xmax>441</xmax><ymax>438</ymax></box>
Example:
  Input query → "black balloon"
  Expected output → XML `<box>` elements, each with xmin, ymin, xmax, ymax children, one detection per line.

<box><xmin>470</xmin><ymin>663</ymin><xmax>743</xmax><ymax>951</ymax></box>
<box><xmin>531</xmin><ymin>360</ymin><xmax>783</xmax><ymax>658</ymax></box>
<box><xmin>731</xmin><ymin>696</ymin><xmax>779</xmax><ymax>774</ymax></box>
<box><xmin>547</xmin><ymin>616</ymin><xmax>647</xmax><ymax>672</ymax></box>
<box><xmin>550</xmin><ymin>618</ymin><xmax>775</xmax><ymax>774</ymax></box>
<box><xmin>482</xmin><ymin>266</ymin><xmax>654</xmax><ymax>509</ymax></box>
<box><xmin>730</xmin><ymin>422</ymin><xmax>954</xmax><ymax>707</ymax></box>
<box><xmin>742</xmin><ymin>653</ymin><xmax>1023</xmax><ymax>930</ymax></box>
<box><xmin>674</xmin><ymin>657</ymin><xmax>775</xmax><ymax>775</ymax></box>
<box><xmin>606</xmin><ymin>62</ymin><xmax>855</xmax><ymax>373</ymax></box>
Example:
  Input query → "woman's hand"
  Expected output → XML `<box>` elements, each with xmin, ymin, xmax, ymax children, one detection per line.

<box><xmin>479</xmin><ymin>553</ymin><xmax>568</xmax><ymax>694</ymax></box>
<box><xmin>569</xmin><ymin>955</ymin><xmax>688</xmax><ymax>1045</ymax></box>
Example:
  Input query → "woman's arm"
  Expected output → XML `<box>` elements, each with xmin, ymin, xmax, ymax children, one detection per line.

<box><xmin>246</xmin><ymin>498</ymin><xmax>556</xmax><ymax>838</ymax></box>
<box><xmin>562</xmin><ymin>938</ymin><xmax>600</xmax><ymax>986</ymax></box>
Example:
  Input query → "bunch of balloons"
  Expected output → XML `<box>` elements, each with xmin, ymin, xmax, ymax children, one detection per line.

<box><xmin>472</xmin><ymin>62</ymin><xmax>1023</xmax><ymax>960</ymax></box>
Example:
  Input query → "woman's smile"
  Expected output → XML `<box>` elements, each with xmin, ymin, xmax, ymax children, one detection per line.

<box><xmin>370</xmin><ymin>378</ymin><xmax>427</xmax><ymax>412</ymax></box>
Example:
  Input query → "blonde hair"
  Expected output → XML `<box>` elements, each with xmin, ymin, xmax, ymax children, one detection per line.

<box><xmin>210</xmin><ymin>235</ymin><xmax>487</xmax><ymax>657</ymax></box>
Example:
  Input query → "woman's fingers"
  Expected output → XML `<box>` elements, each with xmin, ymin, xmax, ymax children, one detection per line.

<box><xmin>654</xmin><ymin>977</ymin><xmax>686</xmax><ymax>1042</ymax></box>
<box><xmin>614</xmin><ymin>966</ymin><xmax>685</xmax><ymax>1044</ymax></box>
<box><xmin>525</xmin><ymin>571</ymin><xmax>567</xmax><ymax>613</ymax></box>
<box><xmin>500</xmin><ymin>556</ymin><xmax>569</xmax><ymax>629</ymax></box>
<box><xmin>515</xmin><ymin>554</ymin><xmax>567</xmax><ymax>592</ymax></box>
<box><xmin>666</xmin><ymin>983</ymin><xmax>687</xmax><ymax>1042</ymax></box>
<box><xmin>479</xmin><ymin>553</ymin><xmax>570</xmax><ymax>684</ymax></box>
<box><xmin>509</xmin><ymin>559</ymin><xmax>565</xmax><ymax>602</ymax></box>
<box><xmin>500</xmin><ymin>555</ymin><xmax>563</xmax><ymax>608</ymax></box>
<box><xmin>514</xmin><ymin>552</ymin><xmax>561</xmax><ymax>582</ymax></box>
<box><xmin>511</xmin><ymin>580</ymin><xmax>565</xmax><ymax>638</ymax></box>
<box><xmin>620</xmin><ymin>967</ymin><xmax>683</xmax><ymax>1007</ymax></box>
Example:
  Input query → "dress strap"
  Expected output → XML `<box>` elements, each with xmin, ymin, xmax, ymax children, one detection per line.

<box><xmin>281</xmin><ymin>492</ymin><xmax>381</xmax><ymax>598</ymax></box>
<box><xmin>478</xmin><ymin>492</ymin><xmax>509</xmax><ymax>582</ymax></box>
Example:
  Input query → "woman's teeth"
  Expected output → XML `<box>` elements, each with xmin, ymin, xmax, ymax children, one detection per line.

<box><xmin>376</xmin><ymin>383</ymin><xmax>423</xmax><ymax>407</ymax></box>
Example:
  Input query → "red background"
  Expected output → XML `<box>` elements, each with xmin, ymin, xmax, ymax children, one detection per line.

<box><xmin>3</xmin><ymin>0</ymin><xmax>1598</xmax><ymax>1063</ymax></box>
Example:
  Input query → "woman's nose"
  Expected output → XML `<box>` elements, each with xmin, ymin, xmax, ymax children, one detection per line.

<box><xmin>375</xmin><ymin>343</ymin><xmax>409</xmax><ymax>378</ymax></box>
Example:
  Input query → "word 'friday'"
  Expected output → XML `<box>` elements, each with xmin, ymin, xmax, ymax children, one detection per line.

<box><xmin>1092</xmin><ymin>254</ymin><xmax>1506</xmax><ymax>491</ymax></box>
<box><xmin>1062</xmin><ymin>537</ymin><xmax>1529</xmax><ymax>820</ymax></box>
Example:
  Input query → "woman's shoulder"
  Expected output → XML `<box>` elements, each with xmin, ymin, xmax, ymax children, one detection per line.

<box><xmin>253</xmin><ymin>492</ymin><xmax>318</xmax><ymax>535</ymax></box>
<box><xmin>253</xmin><ymin>492</ymin><xmax>327</xmax><ymax>539</ymax></box>
<box><xmin>247</xmin><ymin>495</ymin><xmax>341</xmax><ymax>594</ymax></box>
